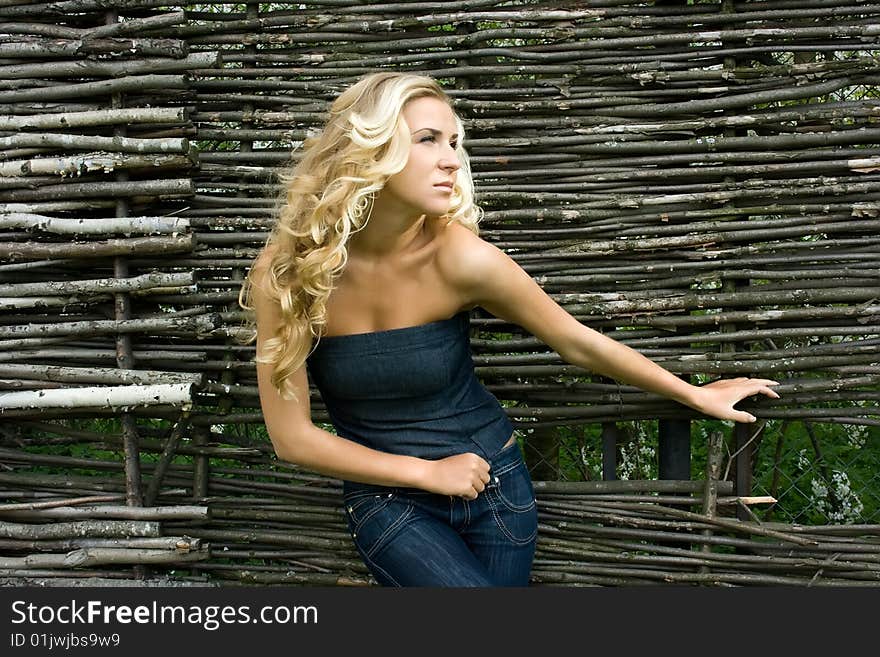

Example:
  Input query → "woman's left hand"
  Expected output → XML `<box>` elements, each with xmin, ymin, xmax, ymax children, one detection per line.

<box><xmin>691</xmin><ymin>377</ymin><xmax>781</xmax><ymax>423</ymax></box>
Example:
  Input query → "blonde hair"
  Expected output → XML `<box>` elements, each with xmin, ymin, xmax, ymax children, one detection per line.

<box><xmin>238</xmin><ymin>71</ymin><xmax>483</xmax><ymax>401</ymax></box>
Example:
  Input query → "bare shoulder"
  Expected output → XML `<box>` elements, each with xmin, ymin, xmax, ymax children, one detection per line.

<box><xmin>435</xmin><ymin>219</ymin><xmax>587</xmax><ymax>361</ymax></box>
<box><xmin>434</xmin><ymin>220</ymin><xmax>503</xmax><ymax>296</ymax></box>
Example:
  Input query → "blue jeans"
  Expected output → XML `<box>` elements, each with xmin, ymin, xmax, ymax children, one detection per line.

<box><xmin>342</xmin><ymin>438</ymin><xmax>538</xmax><ymax>587</ymax></box>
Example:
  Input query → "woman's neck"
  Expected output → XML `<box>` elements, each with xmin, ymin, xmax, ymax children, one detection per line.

<box><xmin>349</xmin><ymin>213</ymin><xmax>432</xmax><ymax>262</ymax></box>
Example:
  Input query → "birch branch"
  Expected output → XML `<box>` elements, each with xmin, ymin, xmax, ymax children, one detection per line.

<box><xmin>0</xmin><ymin>383</ymin><xmax>195</xmax><ymax>412</ymax></box>
<box><xmin>0</xmin><ymin>213</ymin><xmax>191</xmax><ymax>234</ymax></box>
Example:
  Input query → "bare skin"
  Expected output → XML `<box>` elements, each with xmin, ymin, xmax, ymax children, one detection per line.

<box><xmin>253</xmin><ymin>95</ymin><xmax>781</xmax><ymax>501</ymax></box>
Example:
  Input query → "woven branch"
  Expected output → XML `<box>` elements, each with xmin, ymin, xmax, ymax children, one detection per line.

<box><xmin>0</xmin><ymin>271</ymin><xmax>194</xmax><ymax>297</ymax></box>
<box><xmin>0</xmin><ymin>547</ymin><xmax>208</xmax><ymax>569</ymax></box>
<box><xmin>0</xmin><ymin>383</ymin><xmax>195</xmax><ymax>411</ymax></box>
<box><xmin>0</xmin><ymin>37</ymin><xmax>186</xmax><ymax>59</ymax></box>
<box><xmin>0</xmin><ymin>107</ymin><xmax>186</xmax><ymax>130</ymax></box>
<box><xmin>0</xmin><ymin>213</ymin><xmax>191</xmax><ymax>234</ymax></box>
<box><xmin>0</xmin><ymin>519</ymin><xmax>160</xmax><ymax>540</ymax></box>
<box><xmin>0</xmin><ymin>154</ymin><xmax>193</xmax><ymax>178</ymax></box>
<box><xmin>0</xmin><ymin>504</ymin><xmax>208</xmax><ymax>521</ymax></box>
<box><xmin>0</xmin><ymin>365</ymin><xmax>201</xmax><ymax>386</ymax></box>
<box><xmin>0</xmin><ymin>234</ymin><xmax>193</xmax><ymax>262</ymax></box>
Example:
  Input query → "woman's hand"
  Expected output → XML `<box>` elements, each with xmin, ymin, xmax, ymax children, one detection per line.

<box><xmin>691</xmin><ymin>377</ymin><xmax>781</xmax><ymax>423</ymax></box>
<box><xmin>422</xmin><ymin>453</ymin><xmax>491</xmax><ymax>500</ymax></box>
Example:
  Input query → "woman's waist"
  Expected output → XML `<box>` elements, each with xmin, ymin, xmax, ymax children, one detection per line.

<box><xmin>334</xmin><ymin>414</ymin><xmax>512</xmax><ymax>458</ymax></box>
<box><xmin>327</xmin><ymin>393</ymin><xmax>510</xmax><ymax>433</ymax></box>
<box><xmin>342</xmin><ymin>428</ymin><xmax>525</xmax><ymax>499</ymax></box>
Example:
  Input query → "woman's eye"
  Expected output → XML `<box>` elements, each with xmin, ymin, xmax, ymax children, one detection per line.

<box><xmin>419</xmin><ymin>135</ymin><xmax>457</xmax><ymax>149</ymax></box>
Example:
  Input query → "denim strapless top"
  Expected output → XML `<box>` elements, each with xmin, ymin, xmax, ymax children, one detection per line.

<box><xmin>305</xmin><ymin>310</ymin><xmax>513</xmax><ymax>461</ymax></box>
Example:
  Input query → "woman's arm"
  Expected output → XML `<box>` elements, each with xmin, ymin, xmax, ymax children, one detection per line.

<box><xmin>250</xmin><ymin>253</ymin><xmax>491</xmax><ymax>497</ymax></box>
<box><xmin>444</xmin><ymin>229</ymin><xmax>780</xmax><ymax>422</ymax></box>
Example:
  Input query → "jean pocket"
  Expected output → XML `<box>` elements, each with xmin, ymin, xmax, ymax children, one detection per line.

<box><xmin>343</xmin><ymin>490</ymin><xmax>395</xmax><ymax>529</ymax></box>
<box><xmin>343</xmin><ymin>491</ymin><xmax>412</xmax><ymax>558</ymax></box>
<box><xmin>485</xmin><ymin>461</ymin><xmax>538</xmax><ymax>545</ymax></box>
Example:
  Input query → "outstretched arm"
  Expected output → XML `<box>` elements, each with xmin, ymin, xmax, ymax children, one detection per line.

<box><xmin>446</xmin><ymin>230</ymin><xmax>780</xmax><ymax>422</ymax></box>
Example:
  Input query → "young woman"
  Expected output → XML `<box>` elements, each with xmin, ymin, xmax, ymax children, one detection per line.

<box><xmin>239</xmin><ymin>71</ymin><xmax>781</xmax><ymax>587</ymax></box>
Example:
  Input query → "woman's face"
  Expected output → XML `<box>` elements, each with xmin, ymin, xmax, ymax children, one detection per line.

<box><xmin>380</xmin><ymin>96</ymin><xmax>462</xmax><ymax>218</ymax></box>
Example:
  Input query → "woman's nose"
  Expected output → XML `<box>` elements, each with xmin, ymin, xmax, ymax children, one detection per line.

<box><xmin>440</xmin><ymin>148</ymin><xmax>460</xmax><ymax>171</ymax></box>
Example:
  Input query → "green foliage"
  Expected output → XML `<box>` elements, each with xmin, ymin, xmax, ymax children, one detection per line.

<box><xmin>750</xmin><ymin>419</ymin><xmax>880</xmax><ymax>524</ymax></box>
<box><xmin>539</xmin><ymin>416</ymin><xmax>879</xmax><ymax>524</ymax></box>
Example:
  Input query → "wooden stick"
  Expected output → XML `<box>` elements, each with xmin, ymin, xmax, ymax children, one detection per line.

<box><xmin>0</xmin><ymin>519</ymin><xmax>159</xmax><ymax>540</ymax></box>
<box><xmin>0</xmin><ymin>383</ymin><xmax>194</xmax><ymax>411</ymax></box>
<box><xmin>0</xmin><ymin>505</ymin><xmax>208</xmax><ymax>521</ymax></box>
<box><xmin>0</xmin><ymin>107</ymin><xmax>186</xmax><ymax>129</ymax></box>
<box><xmin>0</xmin><ymin>548</ymin><xmax>208</xmax><ymax>569</ymax></box>
<box><xmin>0</xmin><ymin>495</ymin><xmax>122</xmax><ymax>512</ymax></box>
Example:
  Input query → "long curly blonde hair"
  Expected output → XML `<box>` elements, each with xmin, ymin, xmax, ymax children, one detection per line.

<box><xmin>238</xmin><ymin>71</ymin><xmax>483</xmax><ymax>401</ymax></box>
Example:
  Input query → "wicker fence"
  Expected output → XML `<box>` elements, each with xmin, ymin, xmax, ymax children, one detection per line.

<box><xmin>0</xmin><ymin>1</ymin><xmax>878</xmax><ymax>586</ymax></box>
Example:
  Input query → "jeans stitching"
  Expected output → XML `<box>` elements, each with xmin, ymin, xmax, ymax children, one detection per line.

<box><xmin>489</xmin><ymin>458</ymin><xmax>534</xmax><ymax>505</ymax></box>
<box><xmin>490</xmin><ymin>443</ymin><xmax>527</xmax><ymax>476</ymax></box>
<box><xmin>349</xmin><ymin>494</ymin><xmax>395</xmax><ymax>533</ymax></box>
<box><xmin>362</xmin><ymin>551</ymin><xmax>402</xmax><ymax>587</ymax></box>
<box><xmin>490</xmin><ymin>460</ymin><xmax>521</xmax><ymax>478</ymax></box>
<box><xmin>494</xmin><ymin>467</ymin><xmax>537</xmax><ymax>512</ymax></box>
<box><xmin>344</xmin><ymin>493</ymin><xmax>385</xmax><ymax>524</ymax></box>
<box><xmin>365</xmin><ymin>502</ymin><xmax>414</xmax><ymax>559</ymax></box>
<box><xmin>497</xmin><ymin>491</ymin><xmax>536</xmax><ymax>512</ymax></box>
<box><xmin>344</xmin><ymin>490</ymin><xmax>385</xmax><ymax>501</ymax></box>
<box><xmin>485</xmin><ymin>489</ymin><xmax>538</xmax><ymax>546</ymax></box>
<box><xmin>353</xmin><ymin>488</ymin><xmax>535</xmax><ymax>584</ymax></box>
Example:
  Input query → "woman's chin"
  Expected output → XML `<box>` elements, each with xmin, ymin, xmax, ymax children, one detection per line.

<box><xmin>423</xmin><ymin>204</ymin><xmax>452</xmax><ymax>216</ymax></box>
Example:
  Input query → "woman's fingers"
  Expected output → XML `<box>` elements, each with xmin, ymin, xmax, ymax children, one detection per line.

<box><xmin>696</xmin><ymin>377</ymin><xmax>781</xmax><ymax>422</ymax></box>
<box><xmin>760</xmin><ymin>385</ymin><xmax>781</xmax><ymax>399</ymax></box>
<box><xmin>466</xmin><ymin>458</ymin><xmax>491</xmax><ymax>498</ymax></box>
<box><xmin>434</xmin><ymin>452</ymin><xmax>493</xmax><ymax>498</ymax></box>
<box><xmin>744</xmin><ymin>379</ymin><xmax>781</xmax><ymax>399</ymax></box>
<box><xmin>736</xmin><ymin>379</ymin><xmax>780</xmax><ymax>421</ymax></box>
<box><xmin>740</xmin><ymin>384</ymin><xmax>779</xmax><ymax>400</ymax></box>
